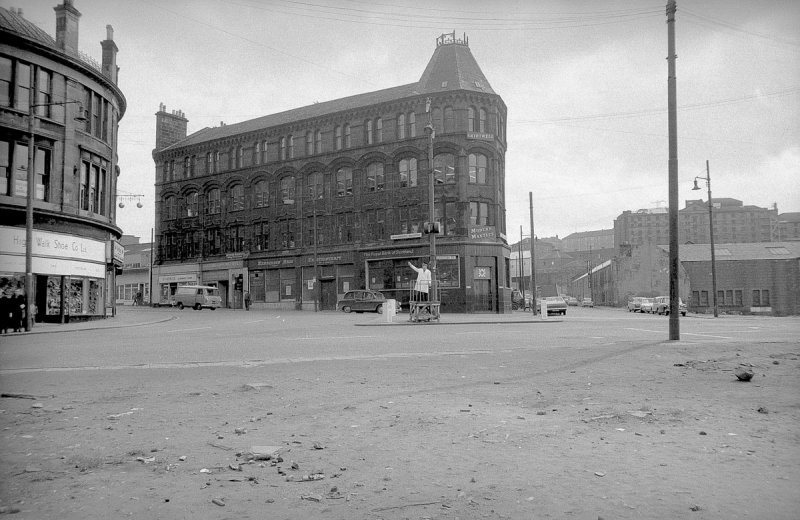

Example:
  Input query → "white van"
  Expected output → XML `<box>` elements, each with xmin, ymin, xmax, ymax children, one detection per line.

<box><xmin>172</xmin><ymin>285</ymin><xmax>221</xmax><ymax>310</ymax></box>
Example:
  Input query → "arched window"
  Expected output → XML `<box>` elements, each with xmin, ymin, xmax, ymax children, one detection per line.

<box><xmin>469</xmin><ymin>153</ymin><xmax>487</xmax><ymax>184</ymax></box>
<box><xmin>434</xmin><ymin>153</ymin><xmax>455</xmax><ymax>184</ymax></box>
<box><xmin>254</xmin><ymin>180</ymin><xmax>269</xmax><ymax>208</ymax></box>
<box><xmin>444</xmin><ymin>106</ymin><xmax>454</xmax><ymax>133</ymax></box>
<box><xmin>408</xmin><ymin>111</ymin><xmax>416</xmax><ymax>138</ymax></box>
<box><xmin>306</xmin><ymin>172</ymin><xmax>323</xmax><ymax>199</ymax></box>
<box><xmin>165</xmin><ymin>195</ymin><xmax>176</xmax><ymax>220</ymax></box>
<box><xmin>376</xmin><ymin>118</ymin><xmax>383</xmax><ymax>143</ymax></box>
<box><xmin>280</xmin><ymin>137</ymin><xmax>286</xmax><ymax>160</ymax></box>
<box><xmin>479</xmin><ymin>108</ymin><xmax>487</xmax><ymax>132</ymax></box>
<box><xmin>315</xmin><ymin>130</ymin><xmax>322</xmax><ymax>154</ymax></box>
<box><xmin>344</xmin><ymin>124</ymin><xmax>351</xmax><ymax>148</ymax></box>
<box><xmin>432</xmin><ymin>107</ymin><xmax>443</xmax><ymax>133</ymax></box>
<box><xmin>306</xmin><ymin>131</ymin><xmax>313</xmax><ymax>155</ymax></box>
<box><xmin>467</xmin><ymin>107</ymin><xmax>476</xmax><ymax>131</ymax></box>
<box><xmin>287</xmin><ymin>135</ymin><xmax>294</xmax><ymax>159</ymax></box>
<box><xmin>397</xmin><ymin>114</ymin><xmax>405</xmax><ymax>139</ymax></box>
<box><xmin>280</xmin><ymin>176</ymin><xmax>295</xmax><ymax>204</ymax></box>
<box><xmin>230</xmin><ymin>184</ymin><xmax>244</xmax><ymax>211</ymax></box>
<box><xmin>206</xmin><ymin>188</ymin><xmax>221</xmax><ymax>214</ymax></box>
<box><xmin>399</xmin><ymin>158</ymin><xmax>417</xmax><ymax>188</ymax></box>
<box><xmin>236</xmin><ymin>146</ymin><xmax>243</xmax><ymax>168</ymax></box>
<box><xmin>366</xmin><ymin>162</ymin><xmax>384</xmax><ymax>192</ymax></box>
<box><xmin>335</xmin><ymin>126</ymin><xmax>342</xmax><ymax>150</ymax></box>
<box><xmin>254</xmin><ymin>142</ymin><xmax>261</xmax><ymax>165</ymax></box>
<box><xmin>336</xmin><ymin>167</ymin><xmax>353</xmax><ymax>197</ymax></box>
<box><xmin>206</xmin><ymin>152</ymin><xmax>213</xmax><ymax>174</ymax></box>
<box><xmin>185</xmin><ymin>191</ymin><xmax>199</xmax><ymax>217</ymax></box>
<box><xmin>262</xmin><ymin>140</ymin><xmax>268</xmax><ymax>163</ymax></box>
<box><xmin>366</xmin><ymin>120</ymin><xmax>373</xmax><ymax>145</ymax></box>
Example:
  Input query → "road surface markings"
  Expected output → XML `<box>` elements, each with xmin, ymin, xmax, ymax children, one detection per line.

<box><xmin>244</xmin><ymin>319</ymin><xmax>266</xmax><ymax>324</ymax></box>
<box><xmin>625</xmin><ymin>328</ymin><xmax>662</xmax><ymax>334</ymax></box>
<box><xmin>682</xmin><ymin>332</ymin><xmax>732</xmax><ymax>339</ymax></box>
<box><xmin>286</xmin><ymin>335</ymin><xmax>378</xmax><ymax>341</ymax></box>
<box><xmin>167</xmin><ymin>326</ymin><xmax>213</xmax><ymax>333</ymax></box>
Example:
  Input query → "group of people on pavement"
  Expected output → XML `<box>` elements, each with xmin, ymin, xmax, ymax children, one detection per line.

<box><xmin>1</xmin><ymin>278</ymin><xmax>27</xmax><ymax>334</ymax></box>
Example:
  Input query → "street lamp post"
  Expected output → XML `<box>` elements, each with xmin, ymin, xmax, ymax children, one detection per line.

<box><xmin>693</xmin><ymin>159</ymin><xmax>718</xmax><ymax>317</ymax></box>
<box><xmin>25</xmin><ymin>73</ymin><xmax>85</xmax><ymax>331</ymax></box>
<box><xmin>424</xmin><ymin>97</ymin><xmax>437</xmax><ymax>303</ymax></box>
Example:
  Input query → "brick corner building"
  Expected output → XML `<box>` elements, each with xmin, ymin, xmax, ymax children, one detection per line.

<box><xmin>153</xmin><ymin>32</ymin><xmax>512</xmax><ymax>313</ymax></box>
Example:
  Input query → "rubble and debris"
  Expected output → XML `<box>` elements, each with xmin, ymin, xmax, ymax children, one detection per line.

<box><xmin>734</xmin><ymin>368</ymin><xmax>754</xmax><ymax>382</ymax></box>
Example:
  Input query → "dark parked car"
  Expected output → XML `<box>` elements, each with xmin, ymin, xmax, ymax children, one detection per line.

<box><xmin>337</xmin><ymin>289</ymin><xmax>387</xmax><ymax>314</ymax></box>
<box><xmin>627</xmin><ymin>297</ymin><xmax>645</xmax><ymax>312</ymax></box>
<box><xmin>581</xmin><ymin>298</ymin><xmax>594</xmax><ymax>307</ymax></box>
<box><xmin>653</xmin><ymin>296</ymin><xmax>687</xmax><ymax>316</ymax></box>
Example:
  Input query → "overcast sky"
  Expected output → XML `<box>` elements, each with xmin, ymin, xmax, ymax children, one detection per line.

<box><xmin>8</xmin><ymin>0</ymin><xmax>799</xmax><ymax>244</ymax></box>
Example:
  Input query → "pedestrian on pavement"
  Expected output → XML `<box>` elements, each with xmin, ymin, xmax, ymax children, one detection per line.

<box><xmin>11</xmin><ymin>289</ymin><xmax>25</xmax><ymax>332</ymax></box>
<box><xmin>408</xmin><ymin>261</ymin><xmax>431</xmax><ymax>302</ymax></box>
<box><xmin>244</xmin><ymin>291</ymin><xmax>251</xmax><ymax>311</ymax></box>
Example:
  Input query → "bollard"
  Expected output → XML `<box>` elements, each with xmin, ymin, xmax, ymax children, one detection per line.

<box><xmin>384</xmin><ymin>299</ymin><xmax>396</xmax><ymax>323</ymax></box>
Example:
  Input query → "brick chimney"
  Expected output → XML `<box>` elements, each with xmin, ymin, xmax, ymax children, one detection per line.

<box><xmin>154</xmin><ymin>103</ymin><xmax>188</xmax><ymax>151</ymax></box>
<box><xmin>101</xmin><ymin>25</ymin><xmax>119</xmax><ymax>84</ymax></box>
<box><xmin>54</xmin><ymin>0</ymin><xmax>81</xmax><ymax>55</ymax></box>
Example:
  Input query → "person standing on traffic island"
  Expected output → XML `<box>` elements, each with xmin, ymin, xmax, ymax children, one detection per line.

<box><xmin>408</xmin><ymin>261</ymin><xmax>431</xmax><ymax>302</ymax></box>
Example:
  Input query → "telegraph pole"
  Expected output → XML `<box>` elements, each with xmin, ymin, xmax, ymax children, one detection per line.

<box><xmin>529</xmin><ymin>192</ymin><xmax>536</xmax><ymax>316</ymax></box>
<box><xmin>667</xmin><ymin>0</ymin><xmax>680</xmax><ymax>340</ymax></box>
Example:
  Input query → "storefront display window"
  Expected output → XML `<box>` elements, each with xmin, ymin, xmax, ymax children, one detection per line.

<box><xmin>66</xmin><ymin>277</ymin><xmax>104</xmax><ymax>315</ymax></box>
<box><xmin>264</xmin><ymin>270</ymin><xmax>280</xmax><ymax>302</ymax></box>
<box><xmin>301</xmin><ymin>266</ymin><xmax>316</xmax><ymax>301</ymax></box>
<box><xmin>249</xmin><ymin>271</ymin><xmax>265</xmax><ymax>302</ymax></box>
<box><xmin>279</xmin><ymin>268</ymin><xmax>295</xmax><ymax>301</ymax></box>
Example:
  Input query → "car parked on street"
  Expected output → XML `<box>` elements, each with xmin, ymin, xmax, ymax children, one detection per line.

<box><xmin>536</xmin><ymin>296</ymin><xmax>567</xmax><ymax>316</ymax></box>
<box><xmin>640</xmin><ymin>298</ymin><xmax>655</xmax><ymax>313</ymax></box>
<box><xmin>627</xmin><ymin>297</ymin><xmax>645</xmax><ymax>312</ymax></box>
<box><xmin>566</xmin><ymin>297</ymin><xmax>580</xmax><ymax>306</ymax></box>
<box><xmin>581</xmin><ymin>298</ymin><xmax>594</xmax><ymax>307</ymax></box>
<box><xmin>653</xmin><ymin>296</ymin><xmax>687</xmax><ymax>316</ymax></box>
<box><xmin>337</xmin><ymin>289</ymin><xmax>387</xmax><ymax>314</ymax></box>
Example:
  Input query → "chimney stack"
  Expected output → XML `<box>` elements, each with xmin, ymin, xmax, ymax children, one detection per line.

<box><xmin>154</xmin><ymin>103</ymin><xmax>189</xmax><ymax>152</ymax></box>
<box><xmin>54</xmin><ymin>0</ymin><xmax>81</xmax><ymax>55</ymax></box>
<box><xmin>101</xmin><ymin>24</ymin><xmax>119</xmax><ymax>84</ymax></box>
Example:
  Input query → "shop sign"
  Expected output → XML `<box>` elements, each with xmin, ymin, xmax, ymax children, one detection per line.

<box><xmin>226</xmin><ymin>251</ymin><xmax>249</xmax><ymax>260</ymax></box>
<box><xmin>253</xmin><ymin>257</ymin><xmax>295</xmax><ymax>268</ymax></box>
<box><xmin>107</xmin><ymin>240</ymin><xmax>124</xmax><ymax>264</ymax></box>
<box><xmin>363</xmin><ymin>248</ymin><xmax>415</xmax><ymax>259</ymax></box>
<box><xmin>469</xmin><ymin>226</ymin><xmax>496</xmax><ymax>241</ymax></box>
<box><xmin>301</xmin><ymin>252</ymin><xmax>353</xmax><ymax>266</ymax></box>
<box><xmin>0</xmin><ymin>226</ymin><xmax>105</xmax><ymax>263</ymax></box>
<box><xmin>0</xmin><ymin>253</ymin><xmax>105</xmax><ymax>278</ymax></box>
<box><xmin>158</xmin><ymin>274</ymin><xmax>197</xmax><ymax>284</ymax></box>
<box><xmin>390</xmin><ymin>233</ymin><xmax>422</xmax><ymax>240</ymax></box>
<box><xmin>467</xmin><ymin>131</ymin><xmax>494</xmax><ymax>141</ymax></box>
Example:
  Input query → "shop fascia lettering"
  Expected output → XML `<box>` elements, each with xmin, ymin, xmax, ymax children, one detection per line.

<box><xmin>0</xmin><ymin>226</ymin><xmax>105</xmax><ymax>262</ymax></box>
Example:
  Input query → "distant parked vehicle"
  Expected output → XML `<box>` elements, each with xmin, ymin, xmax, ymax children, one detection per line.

<box><xmin>173</xmin><ymin>285</ymin><xmax>221</xmax><ymax>310</ymax></box>
<box><xmin>640</xmin><ymin>298</ymin><xmax>655</xmax><ymax>313</ymax></box>
<box><xmin>627</xmin><ymin>297</ymin><xmax>645</xmax><ymax>312</ymax></box>
<box><xmin>581</xmin><ymin>298</ymin><xmax>594</xmax><ymax>307</ymax></box>
<box><xmin>536</xmin><ymin>296</ymin><xmax>567</xmax><ymax>316</ymax></box>
<box><xmin>653</xmin><ymin>296</ymin><xmax>687</xmax><ymax>316</ymax></box>
<box><xmin>337</xmin><ymin>289</ymin><xmax>386</xmax><ymax>314</ymax></box>
<box><xmin>566</xmin><ymin>297</ymin><xmax>580</xmax><ymax>306</ymax></box>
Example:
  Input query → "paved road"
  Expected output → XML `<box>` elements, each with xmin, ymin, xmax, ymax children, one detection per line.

<box><xmin>1</xmin><ymin>307</ymin><xmax>799</xmax><ymax>519</ymax></box>
<box><xmin>2</xmin><ymin>306</ymin><xmax>797</xmax><ymax>373</ymax></box>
